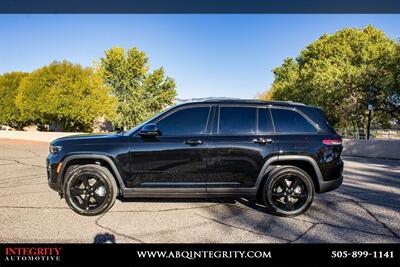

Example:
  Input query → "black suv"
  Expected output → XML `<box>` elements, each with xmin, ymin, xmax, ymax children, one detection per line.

<box><xmin>47</xmin><ymin>99</ymin><xmax>343</xmax><ymax>216</ymax></box>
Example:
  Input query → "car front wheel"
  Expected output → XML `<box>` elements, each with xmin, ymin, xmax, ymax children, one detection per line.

<box><xmin>63</xmin><ymin>164</ymin><xmax>118</xmax><ymax>216</ymax></box>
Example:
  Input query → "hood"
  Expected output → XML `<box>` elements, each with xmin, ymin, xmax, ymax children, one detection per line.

<box><xmin>50</xmin><ymin>132</ymin><xmax>122</xmax><ymax>145</ymax></box>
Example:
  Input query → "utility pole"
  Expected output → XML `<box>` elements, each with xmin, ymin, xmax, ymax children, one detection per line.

<box><xmin>367</xmin><ymin>104</ymin><xmax>372</xmax><ymax>140</ymax></box>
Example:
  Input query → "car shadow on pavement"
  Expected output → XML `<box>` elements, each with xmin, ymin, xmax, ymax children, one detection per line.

<box><xmin>111</xmin><ymin>157</ymin><xmax>399</xmax><ymax>243</ymax></box>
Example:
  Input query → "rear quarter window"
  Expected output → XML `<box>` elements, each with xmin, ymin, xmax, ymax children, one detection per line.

<box><xmin>271</xmin><ymin>108</ymin><xmax>317</xmax><ymax>133</ymax></box>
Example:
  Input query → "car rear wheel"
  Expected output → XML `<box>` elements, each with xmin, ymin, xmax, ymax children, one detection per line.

<box><xmin>262</xmin><ymin>166</ymin><xmax>314</xmax><ymax>217</ymax></box>
<box><xmin>63</xmin><ymin>164</ymin><xmax>118</xmax><ymax>216</ymax></box>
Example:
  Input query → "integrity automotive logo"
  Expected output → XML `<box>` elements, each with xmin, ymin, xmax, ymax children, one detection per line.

<box><xmin>3</xmin><ymin>247</ymin><xmax>62</xmax><ymax>263</ymax></box>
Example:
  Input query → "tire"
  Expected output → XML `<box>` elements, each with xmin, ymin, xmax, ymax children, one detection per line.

<box><xmin>262</xmin><ymin>165</ymin><xmax>314</xmax><ymax>217</ymax></box>
<box><xmin>63</xmin><ymin>164</ymin><xmax>118</xmax><ymax>216</ymax></box>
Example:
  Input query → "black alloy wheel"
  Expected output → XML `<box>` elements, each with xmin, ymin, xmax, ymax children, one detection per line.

<box><xmin>270</xmin><ymin>175</ymin><xmax>309</xmax><ymax>212</ymax></box>
<box><xmin>63</xmin><ymin>164</ymin><xmax>118</xmax><ymax>216</ymax></box>
<box><xmin>263</xmin><ymin>166</ymin><xmax>314</xmax><ymax>217</ymax></box>
<box><xmin>69</xmin><ymin>174</ymin><xmax>107</xmax><ymax>211</ymax></box>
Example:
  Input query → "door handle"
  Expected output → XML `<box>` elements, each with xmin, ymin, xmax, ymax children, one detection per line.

<box><xmin>252</xmin><ymin>138</ymin><xmax>272</xmax><ymax>145</ymax></box>
<box><xmin>185</xmin><ymin>139</ymin><xmax>203</xmax><ymax>145</ymax></box>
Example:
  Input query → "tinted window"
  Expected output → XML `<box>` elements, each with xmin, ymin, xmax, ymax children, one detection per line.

<box><xmin>157</xmin><ymin>107</ymin><xmax>210</xmax><ymax>136</ymax></box>
<box><xmin>219</xmin><ymin>107</ymin><xmax>256</xmax><ymax>135</ymax></box>
<box><xmin>271</xmin><ymin>108</ymin><xmax>317</xmax><ymax>133</ymax></box>
<box><xmin>258</xmin><ymin>108</ymin><xmax>274</xmax><ymax>133</ymax></box>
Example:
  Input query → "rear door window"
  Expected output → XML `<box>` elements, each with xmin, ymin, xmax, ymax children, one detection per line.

<box><xmin>219</xmin><ymin>107</ymin><xmax>257</xmax><ymax>135</ymax></box>
<box><xmin>271</xmin><ymin>108</ymin><xmax>317</xmax><ymax>133</ymax></box>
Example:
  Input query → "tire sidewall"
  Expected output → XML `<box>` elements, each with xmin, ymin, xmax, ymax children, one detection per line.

<box><xmin>63</xmin><ymin>165</ymin><xmax>117</xmax><ymax>216</ymax></box>
<box><xmin>263</xmin><ymin>167</ymin><xmax>314</xmax><ymax>217</ymax></box>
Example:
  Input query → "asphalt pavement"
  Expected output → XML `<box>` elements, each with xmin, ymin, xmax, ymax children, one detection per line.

<box><xmin>0</xmin><ymin>138</ymin><xmax>399</xmax><ymax>243</ymax></box>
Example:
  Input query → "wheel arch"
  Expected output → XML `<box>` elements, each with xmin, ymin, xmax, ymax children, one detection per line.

<box><xmin>57</xmin><ymin>154</ymin><xmax>126</xmax><ymax>192</ymax></box>
<box><xmin>255</xmin><ymin>155</ymin><xmax>324</xmax><ymax>194</ymax></box>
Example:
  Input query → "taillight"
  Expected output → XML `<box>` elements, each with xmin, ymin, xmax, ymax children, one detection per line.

<box><xmin>322</xmin><ymin>139</ymin><xmax>342</xmax><ymax>145</ymax></box>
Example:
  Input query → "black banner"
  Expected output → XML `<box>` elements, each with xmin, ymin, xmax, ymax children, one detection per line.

<box><xmin>0</xmin><ymin>0</ymin><xmax>399</xmax><ymax>13</ymax></box>
<box><xmin>0</xmin><ymin>243</ymin><xmax>399</xmax><ymax>266</ymax></box>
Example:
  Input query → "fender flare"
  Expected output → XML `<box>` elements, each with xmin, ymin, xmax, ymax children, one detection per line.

<box><xmin>254</xmin><ymin>155</ymin><xmax>323</xmax><ymax>191</ymax></box>
<box><xmin>57</xmin><ymin>154</ymin><xmax>127</xmax><ymax>190</ymax></box>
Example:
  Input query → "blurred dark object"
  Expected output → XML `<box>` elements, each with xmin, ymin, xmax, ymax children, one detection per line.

<box><xmin>94</xmin><ymin>233</ymin><xmax>116</xmax><ymax>243</ymax></box>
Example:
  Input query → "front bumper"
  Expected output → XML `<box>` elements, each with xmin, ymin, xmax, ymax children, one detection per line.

<box><xmin>46</xmin><ymin>156</ymin><xmax>61</xmax><ymax>192</ymax></box>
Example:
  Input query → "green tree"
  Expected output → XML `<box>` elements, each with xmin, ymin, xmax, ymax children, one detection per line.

<box><xmin>0</xmin><ymin>72</ymin><xmax>29</xmax><ymax>129</ymax></box>
<box><xmin>97</xmin><ymin>47</ymin><xmax>177</xmax><ymax>129</ymax></box>
<box><xmin>16</xmin><ymin>61</ymin><xmax>116</xmax><ymax>132</ymax></box>
<box><xmin>262</xmin><ymin>26</ymin><xmax>400</xmax><ymax>128</ymax></box>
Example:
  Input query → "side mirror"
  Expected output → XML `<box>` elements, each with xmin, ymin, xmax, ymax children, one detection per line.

<box><xmin>139</xmin><ymin>123</ymin><xmax>159</xmax><ymax>137</ymax></box>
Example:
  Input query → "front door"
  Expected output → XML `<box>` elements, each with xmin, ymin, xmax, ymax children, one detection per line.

<box><xmin>205</xmin><ymin>106</ymin><xmax>279</xmax><ymax>191</ymax></box>
<box><xmin>128</xmin><ymin>105</ymin><xmax>212</xmax><ymax>192</ymax></box>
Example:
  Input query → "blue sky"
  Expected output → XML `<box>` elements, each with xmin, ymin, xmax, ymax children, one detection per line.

<box><xmin>0</xmin><ymin>14</ymin><xmax>398</xmax><ymax>99</ymax></box>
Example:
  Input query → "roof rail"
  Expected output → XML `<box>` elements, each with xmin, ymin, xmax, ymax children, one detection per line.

<box><xmin>173</xmin><ymin>97</ymin><xmax>307</xmax><ymax>106</ymax></box>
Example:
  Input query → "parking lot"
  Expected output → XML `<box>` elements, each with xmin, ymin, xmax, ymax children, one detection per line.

<box><xmin>0</xmin><ymin>138</ymin><xmax>399</xmax><ymax>243</ymax></box>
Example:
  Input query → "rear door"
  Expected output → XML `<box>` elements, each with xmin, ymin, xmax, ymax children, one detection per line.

<box><xmin>205</xmin><ymin>105</ymin><xmax>279</xmax><ymax>191</ymax></box>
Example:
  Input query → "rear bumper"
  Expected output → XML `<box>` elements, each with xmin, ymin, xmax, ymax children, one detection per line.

<box><xmin>318</xmin><ymin>174</ymin><xmax>343</xmax><ymax>193</ymax></box>
<box><xmin>317</xmin><ymin>157</ymin><xmax>343</xmax><ymax>193</ymax></box>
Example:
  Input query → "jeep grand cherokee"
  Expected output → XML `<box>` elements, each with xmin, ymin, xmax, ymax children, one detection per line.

<box><xmin>47</xmin><ymin>99</ymin><xmax>343</xmax><ymax>216</ymax></box>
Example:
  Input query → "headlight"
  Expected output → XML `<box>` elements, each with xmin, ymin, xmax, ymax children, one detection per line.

<box><xmin>49</xmin><ymin>145</ymin><xmax>62</xmax><ymax>154</ymax></box>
